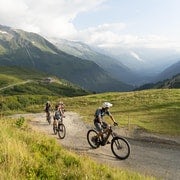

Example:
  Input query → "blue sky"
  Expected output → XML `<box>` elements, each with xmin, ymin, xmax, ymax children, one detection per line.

<box><xmin>74</xmin><ymin>0</ymin><xmax>180</xmax><ymax>50</ymax></box>
<box><xmin>0</xmin><ymin>0</ymin><xmax>180</xmax><ymax>50</ymax></box>
<box><xmin>73</xmin><ymin>0</ymin><xmax>180</xmax><ymax>38</ymax></box>
<box><xmin>74</xmin><ymin>0</ymin><xmax>179</xmax><ymax>33</ymax></box>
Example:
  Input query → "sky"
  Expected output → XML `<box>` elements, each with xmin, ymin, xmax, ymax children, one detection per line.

<box><xmin>0</xmin><ymin>0</ymin><xmax>180</xmax><ymax>50</ymax></box>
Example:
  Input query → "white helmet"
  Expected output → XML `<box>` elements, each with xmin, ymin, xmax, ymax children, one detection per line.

<box><xmin>102</xmin><ymin>102</ymin><xmax>113</xmax><ymax>108</ymax></box>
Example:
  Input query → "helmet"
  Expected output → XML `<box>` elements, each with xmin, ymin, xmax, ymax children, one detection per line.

<box><xmin>47</xmin><ymin>101</ymin><xmax>50</xmax><ymax>104</ymax></box>
<box><xmin>102</xmin><ymin>102</ymin><xmax>113</xmax><ymax>108</ymax></box>
<box><xmin>58</xmin><ymin>101</ymin><xmax>64</xmax><ymax>105</ymax></box>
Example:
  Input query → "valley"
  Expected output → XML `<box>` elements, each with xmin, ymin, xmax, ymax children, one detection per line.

<box><xmin>1</xmin><ymin>24</ymin><xmax>179</xmax><ymax>92</ymax></box>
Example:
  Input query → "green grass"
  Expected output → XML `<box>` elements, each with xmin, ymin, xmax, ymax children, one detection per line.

<box><xmin>0</xmin><ymin>66</ymin><xmax>89</xmax><ymax>97</ymax></box>
<box><xmin>0</xmin><ymin>74</ymin><xmax>21</xmax><ymax>88</ymax></box>
<box><xmin>1</xmin><ymin>87</ymin><xmax>179</xmax><ymax>135</ymax></box>
<box><xmin>0</xmin><ymin>117</ymin><xmax>155</xmax><ymax>180</ymax></box>
<box><xmin>61</xmin><ymin>89</ymin><xmax>180</xmax><ymax>135</ymax></box>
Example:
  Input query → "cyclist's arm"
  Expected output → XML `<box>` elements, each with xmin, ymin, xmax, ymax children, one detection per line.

<box><xmin>60</xmin><ymin>108</ymin><xmax>65</xmax><ymax>118</ymax></box>
<box><xmin>107</xmin><ymin>111</ymin><xmax>117</xmax><ymax>124</ymax></box>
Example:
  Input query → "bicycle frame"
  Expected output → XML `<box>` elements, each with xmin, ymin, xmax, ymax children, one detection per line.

<box><xmin>101</xmin><ymin>126</ymin><xmax>114</xmax><ymax>145</ymax></box>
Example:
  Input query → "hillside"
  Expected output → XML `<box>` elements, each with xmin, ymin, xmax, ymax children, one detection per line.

<box><xmin>135</xmin><ymin>74</ymin><xmax>180</xmax><ymax>90</ymax></box>
<box><xmin>0</xmin><ymin>66</ymin><xmax>89</xmax><ymax>97</ymax></box>
<box><xmin>52</xmin><ymin>38</ymin><xmax>140</xmax><ymax>84</ymax></box>
<box><xmin>61</xmin><ymin>89</ymin><xmax>180</xmax><ymax>135</ymax></box>
<box><xmin>0</xmin><ymin>24</ymin><xmax>133</xmax><ymax>92</ymax></box>
<box><xmin>154</xmin><ymin>60</ymin><xmax>180</xmax><ymax>82</ymax></box>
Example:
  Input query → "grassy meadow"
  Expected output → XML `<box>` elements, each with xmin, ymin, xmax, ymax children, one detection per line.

<box><xmin>0</xmin><ymin>74</ymin><xmax>179</xmax><ymax>179</ymax></box>
<box><xmin>1</xmin><ymin>89</ymin><xmax>179</xmax><ymax>135</ymax></box>
<box><xmin>0</xmin><ymin>117</ymin><xmax>155</xmax><ymax>180</ymax></box>
<box><xmin>61</xmin><ymin>89</ymin><xmax>180</xmax><ymax>135</ymax></box>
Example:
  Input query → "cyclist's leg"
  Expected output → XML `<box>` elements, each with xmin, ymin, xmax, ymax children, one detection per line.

<box><xmin>101</xmin><ymin>121</ymin><xmax>111</xmax><ymax>144</ymax></box>
<box><xmin>46</xmin><ymin>111</ymin><xmax>50</xmax><ymax>118</ymax></box>
<box><xmin>53</xmin><ymin>118</ymin><xmax>58</xmax><ymax>126</ymax></box>
<box><xmin>102</xmin><ymin>121</ymin><xmax>108</xmax><ymax>129</ymax></box>
<box><xmin>94</xmin><ymin>122</ymin><xmax>104</xmax><ymax>140</ymax></box>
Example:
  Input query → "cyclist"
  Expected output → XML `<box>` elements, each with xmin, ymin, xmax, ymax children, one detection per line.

<box><xmin>53</xmin><ymin>102</ymin><xmax>65</xmax><ymax>128</ymax></box>
<box><xmin>44</xmin><ymin>101</ymin><xmax>51</xmax><ymax>118</ymax></box>
<box><xmin>94</xmin><ymin>102</ymin><xmax>118</xmax><ymax>141</ymax></box>
<box><xmin>58</xmin><ymin>101</ymin><xmax>65</xmax><ymax>113</ymax></box>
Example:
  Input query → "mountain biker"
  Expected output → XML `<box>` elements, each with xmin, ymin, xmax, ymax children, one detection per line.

<box><xmin>58</xmin><ymin>101</ymin><xmax>65</xmax><ymax>113</ymax></box>
<box><xmin>94</xmin><ymin>102</ymin><xmax>118</xmax><ymax>141</ymax></box>
<box><xmin>53</xmin><ymin>102</ymin><xmax>65</xmax><ymax>128</ymax></box>
<box><xmin>44</xmin><ymin>101</ymin><xmax>51</xmax><ymax>118</ymax></box>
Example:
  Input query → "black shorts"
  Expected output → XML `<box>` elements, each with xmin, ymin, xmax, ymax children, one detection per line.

<box><xmin>94</xmin><ymin>121</ymin><xmax>107</xmax><ymax>132</ymax></box>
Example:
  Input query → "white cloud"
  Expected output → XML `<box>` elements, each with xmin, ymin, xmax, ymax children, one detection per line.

<box><xmin>76</xmin><ymin>27</ymin><xmax>180</xmax><ymax>50</ymax></box>
<box><xmin>0</xmin><ymin>0</ymin><xmax>107</xmax><ymax>38</ymax></box>
<box><xmin>0</xmin><ymin>0</ymin><xmax>179</xmax><ymax>51</ymax></box>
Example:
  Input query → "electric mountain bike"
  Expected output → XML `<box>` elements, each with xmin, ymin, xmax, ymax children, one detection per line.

<box><xmin>87</xmin><ymin>123</ymin><xmax>130</xmax><ymax>160</ymax></box>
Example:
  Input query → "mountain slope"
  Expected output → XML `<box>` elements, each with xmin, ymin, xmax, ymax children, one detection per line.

<box><xmin>51</xmin><ymin>38</ymin><xmax>140</xmax><ymax>84</ymax></box>
<box><xmin>0</xmin><ymin>25</ymin><xmax>133</xmax><ymax>92</ymax></box>
<box><xmin>135</xmin><ymin>73</ymin><xmax>180</xmax><ymax>90</ymax></box>
<box><xmin>154</xmin><ymin>61</ymin><xmax>180</xmax><ymax>82</ymax></box>
<box><xmin>0</xmin><ymin>66</ymin><xmax>89</xmax><ymax>96</ymax></box>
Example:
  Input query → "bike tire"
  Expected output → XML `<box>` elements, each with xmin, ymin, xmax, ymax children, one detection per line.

<box><xmin>57</xmin><ymin>123</ymin><xmax>66</xmax><ymax>139</ymax></box>
<box><xmin>87</xmin><ymin>129</ymin><xmax>100</xmax><ymax>149</ymax></box>
<box><xmin>111</xmin><ymin>136</ymin><xmax>130</xmax><ymax>160</ymax></box>
<box><xmin>53</xmin><ymin>124</ymin><xmax>57</xmax><ymax>135</ymax></box>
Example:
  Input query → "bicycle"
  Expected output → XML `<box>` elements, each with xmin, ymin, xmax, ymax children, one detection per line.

<box><xmin>53</xmin><ymin>117</ymin><xmax>66</xmax><ymax>139</ymax></box>
<box><xmin>87</xmin><ymin>123</ymin><xmax>130</xmax><ymax>160</ymax></box>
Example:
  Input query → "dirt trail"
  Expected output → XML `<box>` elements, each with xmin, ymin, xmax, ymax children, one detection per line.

<box><xmin>0</xmin><ymin>80</ymin><xmax>32</xmax><ymax>91</ymax></box>
<box><xmin>14</xmin><ymin>112</ymin><xmax>180</xmax><ymax>180</ymax></box>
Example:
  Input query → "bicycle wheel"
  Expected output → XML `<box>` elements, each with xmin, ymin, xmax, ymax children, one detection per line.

<box><xmin>87</xmin><ymin>129</ymin><xmax>100</xmax><ymax>149</ymax></box>
<box><xmin>53</xmin><ymin>124</ymin><xmax>57</xmax><ymax>135</ymax></box>
<box><xmin>57</xmin><ymin>123</ymin><xmax>66</xmax><ymax>139</ymax></box>
<box><xmin>111</xmin><ymin>136</ymin><xmax>130</xmax><ymax>160</ymax></box>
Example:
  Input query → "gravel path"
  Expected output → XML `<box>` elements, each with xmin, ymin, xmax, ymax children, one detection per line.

<box><xmin>14</xmin><ymin>112</ymin><xmax>180</xmax><ymax>180</ymax></box>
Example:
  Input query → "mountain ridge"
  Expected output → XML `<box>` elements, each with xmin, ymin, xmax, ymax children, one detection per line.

<box><xmin>0</xmin><ymin>24</ymin><xmax>133</xmax><ymax>92</ymax></box>
<box><xmin>135</xmin><ymin>73</ymin><xmax>180</xmax><ymax>90</ymax></box>
<box><xmin>50</xmin><ymin>38</ymin><xmax>141</xmax><ymax>85</ymax></box>
<box><xmin>154</xmin><ymin>60</ymin><xmax>180</xmax><ymax>82</ymax></box>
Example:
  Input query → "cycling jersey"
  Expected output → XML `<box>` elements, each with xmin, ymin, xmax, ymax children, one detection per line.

<box><xmin>54</xmin><ymin>110</ymin><xmax>62</xmax><ymax>120</ymax></box>
<box><xmin>94</xmin><ymin>107</ymin><xmax>111</xmax><ymax>123</ymax></box>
